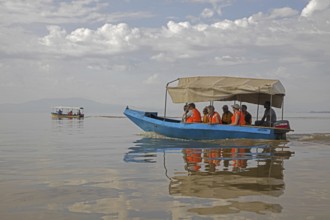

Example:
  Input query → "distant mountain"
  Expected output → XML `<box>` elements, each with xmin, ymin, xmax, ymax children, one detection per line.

<box><xmin>310</xmin><ymin>111</ymin><xmax>330</xmax><ymax>113</ymax></box>
<box><xmin>0</xmin><ymin>98</ymin><xmax>125</xmax><ymax>115</ymax></box>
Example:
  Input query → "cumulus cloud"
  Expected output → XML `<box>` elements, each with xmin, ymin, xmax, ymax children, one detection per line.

<box><xmin>165</xmin><ymin>21</ymin><xmax>192</xmax><ymax>34</ymax></box>
<box><xmin>40</xmin><ymin>23</ymin><xmax>141</xmax><ymax>56</ymax></box>
<box><xmin>38</xmin><ymin>5</ymin><xmax>330</xmax><ymax>65</ymax></box>
<box><xmin>1</xmin><ymin>0</ymin><xmax>330</xmax><ymax>111</ymax></box>
<box><xmin>301</xmin><ymin>0</ymin><xmax>330</xmax><ymax>17</ymax></box>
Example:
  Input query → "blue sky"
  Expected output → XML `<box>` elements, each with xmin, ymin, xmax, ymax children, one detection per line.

<box><xmin>0</xmin><ymin>0</ymin><xmax>329</xmax><ymax>113</ymax></box>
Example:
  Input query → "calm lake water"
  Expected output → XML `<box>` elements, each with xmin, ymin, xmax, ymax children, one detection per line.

<box><xmin>1</xmin><ymin>113</ymin><xmax>330</xmax><ymax>220</ymax></box>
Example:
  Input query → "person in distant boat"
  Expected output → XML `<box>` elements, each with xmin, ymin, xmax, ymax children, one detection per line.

<box><xmin>221</xmin><ymin>105</ymin><xmax>233</xmax><ymax>124</ymax></box>
<box><xmin>202</xmin><ymin>106</ymin><xmax>209</xmax><ymax>123</ymax></box>
<box><xmin>68</xmin><ymin>111</ymin><xmax>73</xmax><ymax>116</ymax></box>
<box><xmin>58</xmin><ymin>109</ymin><xmax>62</xmax><ymax>115</ymax></box>
<box><xmin>207</xmin><ymin>105</ymin><xmax>222</xmax><ymax>125</ymax></box>
<box><xmin>230</xmin><ymin>104</ymin><xmax>241</xmax><ymax>125</ymax></box>
<box><xmin>256</xmin><ymin>101</ymin><xmax>277</xmax><ymax>126</ymax></box>
<box><xmin>241</xmin><ymin>105</ymin><xmax>252</xmax><ymax>125</ymax></box>
<box><xmin>185</xmin><ymin>103</ymin><xmax>201</xmax><ymax>123</ymax></box>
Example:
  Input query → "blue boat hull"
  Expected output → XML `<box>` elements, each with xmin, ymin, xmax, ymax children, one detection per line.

<box><xmin>124</xmin><ymin>107</ymin><xmax>288</xmax><ymax>140</ymax></box>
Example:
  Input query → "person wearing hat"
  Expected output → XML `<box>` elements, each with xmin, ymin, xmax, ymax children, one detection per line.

<box><xmin>221</xmin><ymin>105</ymin><xmax>233</xmax><ymax>124</ymax></box>
<box><xmin>230</xmin><ymin>103</ymin><xmax>241</xmax><ymax>125</ymax></box>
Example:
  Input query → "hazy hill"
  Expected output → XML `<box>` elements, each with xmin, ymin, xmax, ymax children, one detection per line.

<box><xmin>0</xmin><ymin>98</ymin><xmax>125</xmax><ymax>115</ymax></box>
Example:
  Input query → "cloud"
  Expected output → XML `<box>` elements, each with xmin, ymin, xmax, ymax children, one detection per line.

<box><xmin>1</xmin><ymin>0</ymin><xmax>330</xmax><ymax>111</ymax></box>
<box><xmin>0</xmin><ymin>0</ymin><xmax>104</xmax><ymax>25</ymax></box>
<box><xmin>214</xmin><ymin>55</ymin><xmax>263</xmax><ymax>66</ymax></box>
<box><xmin>269</xmin><ymin>7</ymin><xmax>298</xmax><ymax>19</ymax></box>
<box><xmin>301</xmin><ymin>0</ymin><xmax>330</xmax><ymax>17</ymax></box>
<box><xmin>37</xmin><ymin>4</ymin><xmax>330</xmax><ymax>67</ymax></box>
<box><xmin>143</xmin><ymin>74</ymin><xmax>160</xmax><ymax>85</ymax></box>
<box><xmin>201</xmin><ymin>8</ymin><xmax>214</xmax><ymax>18</ymax></box>
<box><xmin>40</xmin><ymin>23</ymin><xmax>141</xmax><ymax>56</ymax></box>
<box><xmin>166</xmin><ymin>21</ymin><xmax>192</xmax><ymax>34</ymax></box>
<box><xmin>185</xmin><ymin>0</ymin><xmax>233</xmax><ymax>20</ymax></box>
<box><xmin>0</xmin><ymin>0</ymin><xmax>153</xmax><ymax>25</ymax></box>
<box><xmin>150</xmin><ymin>53</ymin><xmax>175</xmax><ymax>62</ymax></box>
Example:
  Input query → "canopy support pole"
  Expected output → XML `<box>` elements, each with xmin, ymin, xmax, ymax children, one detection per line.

<box><xmin>270</xmin><ymin>94</ymin><xmax>273</xmax><ymax>125</ymax></box>
<box><xmin>256</xmin><ymin>88</ymin><xmax>261</xmax><ymax>121</ymax></box>
<box><xmin>281</xmin><ymin>98</ymin><xmax>284</xmax><ymax>120</ymax></box>
<box><xmin>164</xmin><ymin>78</ymin><xmax>179</xmax><ymax>120</ymax></box>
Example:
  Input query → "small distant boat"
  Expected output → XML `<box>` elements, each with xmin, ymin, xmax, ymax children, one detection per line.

<box><xmin>51</xmin><ymin>106</ymin><xmax>84</xmax><ymax>119</ymax></box>
<box><xmin>124</xmin><ymin>76</ymin><xmax>293</xmax><ymax>140</ymax></box>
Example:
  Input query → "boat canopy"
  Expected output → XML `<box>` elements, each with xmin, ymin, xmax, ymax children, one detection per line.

<box><xmin>167</xmin><ymin>76</ymin><xmax>285</xmax><ymax>108</ymax></box>
<box><xmin>52</xmin><ymin>106</ymin><xmax>84</xmax><ymax>110</ymax></box>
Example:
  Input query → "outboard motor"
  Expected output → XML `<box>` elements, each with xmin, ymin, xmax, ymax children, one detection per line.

<box><xmin>273</xmin><ymin>120</ymin><xmax>290</xmax><ymax>130</ymax></box>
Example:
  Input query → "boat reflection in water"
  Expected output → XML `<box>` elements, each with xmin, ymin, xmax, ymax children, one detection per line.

<box><xmin>124</xmin><ymin>137</ymin><xmax>294</xmax><ymax>216</ymax></box>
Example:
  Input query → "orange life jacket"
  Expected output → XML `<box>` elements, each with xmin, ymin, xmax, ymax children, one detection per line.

<box><xmin>208</xmin><ymin>111</ymin><xmax>222</xmax><ymax>124</ymax></box>
<box><xmin>186</xmin><ymin>108</ymin><xmax>201</xmax><ymax>123</ymax></box>
<box><xmin>239</xmin><ymin>111</ymin><xmax>246</xmax><ymax>125</ymax></box>
<box><xmin>231</xmin><ymin>111</ymin><xmax>240</xmax><ymax>125</ymax></box>
<box><xmin>240</xmin><ymin>111</ymin><xmax>252</xmax><ymax>125</ymax></box>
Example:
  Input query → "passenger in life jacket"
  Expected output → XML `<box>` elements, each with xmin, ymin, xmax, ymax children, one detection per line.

<box><xmin>240</xmin><ymin>104</ymin><xmax>252</xmax><ymax>125</ymax></box>
<box><xmin>230</xmin><ymin>104</ymin><xmax>241</xmax><ymax>125</ymax></box>
<box><xmin>185</xmin><ymin>103</ymin><xmax>201</xmax><ymax>123</ymax></box>
<box><xmin>202</xmin><ymin>106</ymin><xmax>209</xmax><ymax>123</ymax></box>
<box><xmin>207</xmin><ymin>105</ymin><xmax>222</xmax><ymax>125</ymax></box>
<box><xmin>181</xmin><ymin>104</ymin><xmax>191</xmax><ymax>122</ymax></box>
<box><xmin>221</xmin><ymin>105</ymin><xmax>233</xmax><ymax>124</ymax></box>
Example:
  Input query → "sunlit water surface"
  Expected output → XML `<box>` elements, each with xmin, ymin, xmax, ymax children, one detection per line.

<box><xmin>0</xmin><ymin>113</ymin><xmax>330</xmax><ymax>220</ymax></box>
